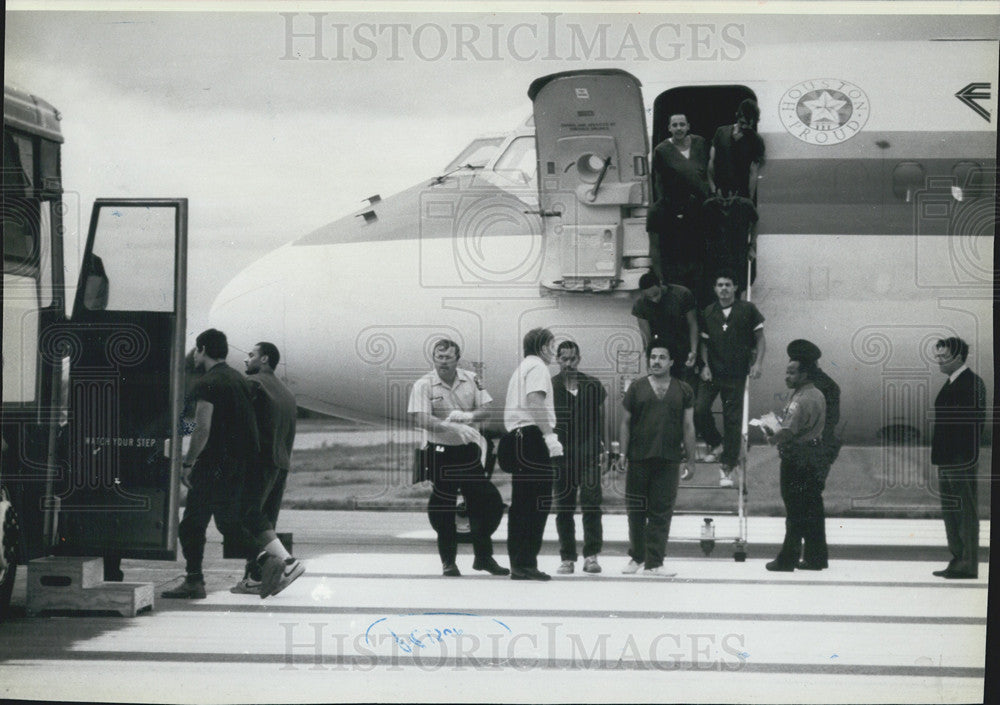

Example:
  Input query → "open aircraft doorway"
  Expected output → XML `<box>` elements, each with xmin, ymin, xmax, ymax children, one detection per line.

<box><xmin>652</xmin><ymin>85</ymin><xmax>757</xmax><ymax>146</ymax></box>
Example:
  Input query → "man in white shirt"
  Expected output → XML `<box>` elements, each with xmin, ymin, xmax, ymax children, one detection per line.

<box><xmin>408</xmin><ymin>339</ymin><xmax>507</xmax><ymax>577</ymax></box>
<box><xmin>499</xmin><ymin>328</ymin><xmax>563</xmax><ymax>581</ymax></box>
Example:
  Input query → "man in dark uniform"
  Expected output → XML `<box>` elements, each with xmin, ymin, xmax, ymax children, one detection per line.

<box><xmin>930</xmin><ymin>337</ymin><xmax>986</xmax><ymax>579</ymax></box>
<box><xmin>551</xmin><ymin>341</ymin><xmax>607</xmax><ymax>574</ymax></box>
<box><xmin>631</xmin><ymin>271</ymin><xmax>699</xmax><ymax>384</ymax></box>
<box><xmin>647</xmin><ymin>113</ymin><xmax>713</xmax><ymax>296</ymax></box>
<box><xmin>163</xmin><ymin>329</ymin><xmax>304</xmax><ymax>600</ymax></box>
<box><xmin>697</xmin><ymin>271</ymin><xmax>766</xmax><ymax>487</ymax></box>
<box><xmin>408</xmin><ymin>339</ymin><xmax>508</xmax><ymax>577</ymax></box>
<box><xmin>701</xmin><ymin>195</ymin><xmax>758</xmax><ymax>301</ymax></box>
<box><xmin>230</xmin><ymin>342</ymin><xmax>299</xmax><ymax>595</ymax></box>
<box><xmin>786</xmin><ymin>340</ymin><xmax>841</xmax><ymax>486</ymax></box>
<box><xmin>709</xmin><ymin>99</ymin><xmax>765</xmax><ymax>201</ymax></box>
<box><xmin>164</xmin><ymin>329</ymin><xmax>261</xmax><ymax>599</ymax></box>
<box><xmin>615</xmin><ymin>340</ymin><xmax>696</xmax><ymax>578</ymax></box>
<box><xmin>762</xmin><ymin>351</ymin><xmax>828</xmax><ymax>571</ymax></box>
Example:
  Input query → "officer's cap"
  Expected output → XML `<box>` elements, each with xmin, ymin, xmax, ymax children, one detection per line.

<box><xmin>787</xmin><ymin>339</ymin><xmax>822</xmax><ymax>363</ymax></box>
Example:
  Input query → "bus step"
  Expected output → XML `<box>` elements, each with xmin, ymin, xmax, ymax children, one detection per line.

<box><xmin>27</xmin><ymin>556</ymin><xmax>154</xmax><ymax>617</ymax></box>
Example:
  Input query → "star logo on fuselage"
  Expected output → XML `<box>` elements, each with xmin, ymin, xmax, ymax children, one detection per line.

<box><xmin>779</xmin><ymin>79</ymin><xmax>870</xmax><ymax>146</ymax></box>
<box><xmin>802</xmin><ymin>91</ymin><xmax>849</xmax><ymax>129</ymax></box>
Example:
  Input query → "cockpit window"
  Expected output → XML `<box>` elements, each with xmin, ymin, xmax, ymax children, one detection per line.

<box><xmin>493</xmin><ymin>136</ymin><xmax>536</xmax><ymax>187</ymax></box>
<box><xmin>443</xmin><ymin>137</ymin><xmax>505</xmax><ymax>173</ymax></box>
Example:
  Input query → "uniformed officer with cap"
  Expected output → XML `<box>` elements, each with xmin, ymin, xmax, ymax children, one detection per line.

<box><xmin>408</xmin><ymin>338</ymin><xmax>508</xmax><ymax>577</ymax></box>
<box><xmin>786</xmin><ymin>339</ymin><xmax>841</xmax><ymax>481</ymax></box>
<box><xmin>761</xmin><ymin>345</ymin><xmax>829</xmax><ymax>571</ymax></box>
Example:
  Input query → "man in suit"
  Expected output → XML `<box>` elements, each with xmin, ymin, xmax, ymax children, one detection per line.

<box><xmin>930</xmin><ymin>337</ymin><xmax>987</xmax><ymax>579</ymax></box>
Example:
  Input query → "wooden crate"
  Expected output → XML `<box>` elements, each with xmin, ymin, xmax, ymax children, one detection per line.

<box><xmin>27</xmin><ymin>557</ymin><xmax>154</xmax><ymax>617</ymax></box>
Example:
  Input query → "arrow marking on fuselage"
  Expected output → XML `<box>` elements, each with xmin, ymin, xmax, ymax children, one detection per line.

<box><xmin>955</xmin><ymin>82</ymin><xmax>992</xmax><ymax>121</ymax></box>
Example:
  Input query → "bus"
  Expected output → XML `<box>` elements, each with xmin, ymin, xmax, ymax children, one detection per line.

<box><xmin>2</xmin><ymin>85</ymin><xmax>188</xmax><ymax>617</ymax></box>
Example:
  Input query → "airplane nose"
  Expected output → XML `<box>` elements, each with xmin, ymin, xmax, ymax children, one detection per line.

<box><xmin>209</xmin><ymin>246</ymin><xmax>287</xmax><ymax>359</ymax></box>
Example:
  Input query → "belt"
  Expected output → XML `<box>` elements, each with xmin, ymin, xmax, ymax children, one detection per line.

<box><xmin>511</xmin><ymin>425</ymin><xmax>542</xmax><ymax>437</ymax></box>
<box><xmin>778</xmin><ymin>437</ymin><xmax>822</xmax><ymax>454</ymax></box>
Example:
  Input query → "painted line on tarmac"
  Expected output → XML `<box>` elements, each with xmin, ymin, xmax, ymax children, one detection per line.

<box><xmin>278</xmin><ymin>572</ymin><xmax>990</xmax><ymax>589</ymax></box>
<box><xmin>169</xmin><ymin>603</ymin><xmax>987</xmax><ymax>625</ymax></box>
<box><xmin>0</xmin><ymin>652</ymin><xmax>985</xmax><ymax>679</ymax></box>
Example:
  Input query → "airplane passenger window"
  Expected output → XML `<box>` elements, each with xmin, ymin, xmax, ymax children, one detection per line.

<box><xmin>443</xmin><ymin>137</ymin><xmax>505</xmax><ymax>173</ymax></box>
<box><xmin>493</xmin><ymin>136</ymin><xmax>536</xmax><ymax>187</ymax></box>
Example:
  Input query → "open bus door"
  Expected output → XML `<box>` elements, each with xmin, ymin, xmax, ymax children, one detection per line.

<box><xmin>528</xmin><ymin>69</ymin><xmax>650</xmax><ymax>292</ymax></box>
<box><xmin>51</xmin><ymin>199</ymin><xmax>188</xmax><ymax>560</ymax></box>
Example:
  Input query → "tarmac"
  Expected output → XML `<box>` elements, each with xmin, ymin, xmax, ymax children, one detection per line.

<box><xmin>0</xmin><ymin>510</ymin><xmax>991</xmax><ymax>704</ymax></box>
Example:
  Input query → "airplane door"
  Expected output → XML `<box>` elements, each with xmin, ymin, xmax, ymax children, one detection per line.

<box><xmin>54</xmin><ymin>199</ymin><xmax>187</xmax><ymax>559</ymax></box>
<box><xmin>528</xmin><ymin>70</ymin><xmax>649</xmax><ymax>291</ymax></box>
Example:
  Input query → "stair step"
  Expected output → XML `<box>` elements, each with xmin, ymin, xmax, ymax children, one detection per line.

<box><xmin>28</xmin><ymin>555</ymin><xmax>104</xmax><ymax>589</ymax></box>
<box><xmin>27</xmin><ymin>557</ymin><xmax>154</xmax><ymax>617</ymax></box>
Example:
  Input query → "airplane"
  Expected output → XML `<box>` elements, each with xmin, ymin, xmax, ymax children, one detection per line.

<box><xmin>209</xmin><ymin>23</ymin><xmax>997</xmax><ymax>451</ymax></box>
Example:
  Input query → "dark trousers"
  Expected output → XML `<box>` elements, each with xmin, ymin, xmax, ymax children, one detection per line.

<box><xmin>938</xmin><ymin>463</ymin><xmax>979</xmax><ymax>575</ymax></box>
<box><xmin>625</xmin><ymin>458</ymin><xmax>680</xmax><ymax>569</ymax></box>
<box><xmin>427</xmin><ymin>443</ymin><xmax>505</xmax><ymax>565</ymax></box>
<box><xmin>672</xmin><ymin>363</ymin><xmax>699</xmax><ymax>388</ymax></box>
<box><xmin>262</xmin><ymin>467</ymin><xmax>289</xmax><ymax>528</ymax></box>
<box><xmin>775</xmin><ymin>446</ymin><xmax>828</xmax><ymax>567</ymax></box>
<box><xmin>663</xmin><ymin>258</ymin><xmax>706</xmax><ymax>307</ymax></box>
<box><xmin>503</xmin><ymin>426</ymin><xmax>554</xmax><ymax>570</ymax></box>
<box><xmin>694</xmin><ymin>375</ymin><xmax>746</xmax><ymax>467</ymax></box>
<box><xmin>241</xmin><ymin>462</ymin><xmax>282</xmax><ymax>542</ymax></box>
<box><xmin>241</xmin><ymin>463</ymin><xmax>289</xmax><ymax>579</ymax></box>
<box><xmin>178</xmin><ymin>458</ymin><xmax>250</xmax><ymax>578</ymax></box>
<box><xmin>657</xmin><ymin>209</ymin><xmax>708</xmax><ymax>306</ymax></box>
<box><xmin>553</xmin><ymin>456</ymin><xmax>603</xmax><ymax>561</ymax></box>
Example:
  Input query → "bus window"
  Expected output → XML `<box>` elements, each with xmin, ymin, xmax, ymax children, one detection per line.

<box><xmin>38</xmin><ymin>139</ymin><xmax>61</xmax><ymax>196</ymax></box>
<box><xmin>2</xmin><ymin>131</ymin><xmax>42</xmax><ymax>403</ymax></box>
<box><xmin>493</xmin><ymin>136</ymin><xmax>536</xmax><ymax>187</ymax></box>
<box><xmin>3</xmin><ymin>132</ymin><xmax>39</xmax><ymax>272</ymax></box>
<box><xmin>2</xmin><ymin>272</ymin><xmax>40</xmax><ymax>404</ymax></box>
<box><xmin>3</xmin><ymin>131</ymin><xmax>34</xmax><ymax>195</ymax></box>
<box><xmin>84</xmin><ymin>205</ymin><xmax>176</xmax><ymax>312</ymax></box>
<box><xmin>1</xmin><ymin>208</ymin><xmax>37</xmax><ymax>270</ymax></box>
<box><xmin>81</xmin><ymin>253</ymin><xmax>109</xmax><ymax>310</ymax></box>
<box><xmin>38</xmin><ymin>202</ymin><xmax>53</xmax><ymax>307</ymax></box>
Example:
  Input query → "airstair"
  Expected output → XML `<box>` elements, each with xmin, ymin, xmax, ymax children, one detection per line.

<box><xmin>671</xmin><ymin>258</ymin><xmax>754</xmax><ymax>562</ymax></box>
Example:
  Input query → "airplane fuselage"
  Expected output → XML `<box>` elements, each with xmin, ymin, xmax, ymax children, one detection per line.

<box><xmin>211</xmin><ymin>37</ymin><xmax>996</xmax><ymax>446</ymax></box>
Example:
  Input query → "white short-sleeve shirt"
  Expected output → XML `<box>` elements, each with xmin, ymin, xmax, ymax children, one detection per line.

<box><xmin>408</xmin><ymin>367</ymin><xmax>491</xmax><ymax>446</ymax></box>
<box><xmin>504</xmin><ymin>355</ymin><xmax>555</xmax><ymax>431</ymax></box>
